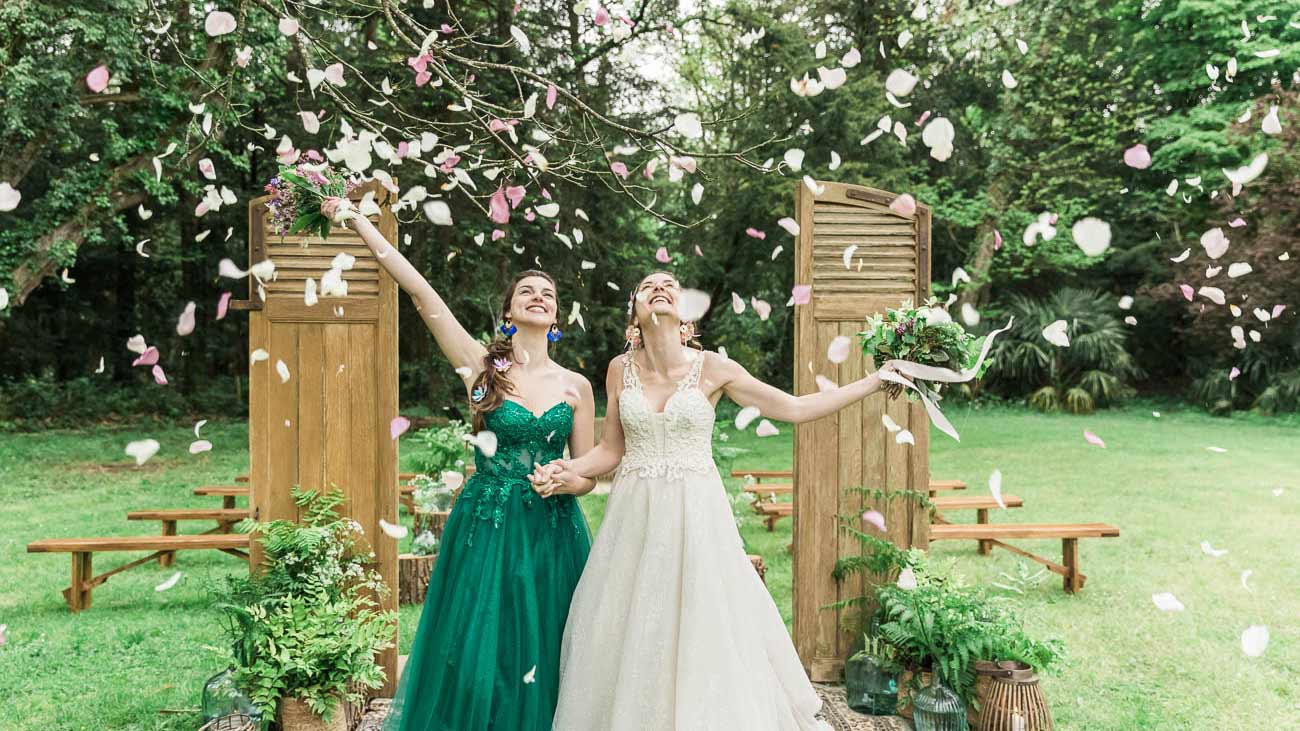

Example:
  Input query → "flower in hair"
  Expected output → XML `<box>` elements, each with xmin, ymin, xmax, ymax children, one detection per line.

<box><xmin>471</xmin><ymin>385</ymin><xmax>487</xmax><ymax>402</ymax></box>
<box><xmin>492</xmin><ymin>357</ymin><xmax>513</xmax><ymax>373</ymax></box>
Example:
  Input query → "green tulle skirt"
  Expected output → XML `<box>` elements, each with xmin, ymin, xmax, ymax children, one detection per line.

<box><xmin>383</xmin><ymin>475</ymin><xmax>590</xmax><ymax>731</ymax></box>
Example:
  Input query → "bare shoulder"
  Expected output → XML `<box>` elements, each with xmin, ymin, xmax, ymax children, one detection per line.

<box><xmin>699</xmin><ymin>349</ymin><xmax>743</xmax><ymax>380</ymax></box>
<box><xmin>554</xmin><ymin>364</ymin><xmax>594</xmax><ymax>398</ymax></box>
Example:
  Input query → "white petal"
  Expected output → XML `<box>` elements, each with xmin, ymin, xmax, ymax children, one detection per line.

<box><xmin>896</xmin><ymin>567</ymin><xmax>917</xmax><ymax>590</ymax></box>
<box><xmin>778</xmin><ymin>217</ymin><xmax>800</xmax><ymax>236</ymax></box>
<box><xmin>884</xmin><ymin>69</ymin><xmax>918</xmax><ymax>97</ymax></box>
<box><xmin>989</xmin><ymin>469</ymin><xmax>1006</xmax><ymax>509</ymax></box>
<box><xmin>125</xmin><ymin>439</ymin><xmax>161</xmax><ymax>466</ymax></box>
<box><xmin>1227</xmin><ymin>262</ymin><xmax>1252</xmax><ymax>278</ymax></box>
<box><xmin>1071</xmin><ymin>217</ymin><xmax>1112</xmax><ymax>256</ymax></box>
<box><xmin>783</xmin><ymin>148</ymin><xmax>805</xmax><ymax>172</ymax></box>
<box><xmin>1042</xmin><ymin>320</ymin><xmax>1070</xmax><ymax>347</ymax></box>
<box><xmin>735</xmin><ymin>406</ymin><xmax>762</xmax><ymax>431</ymax></box>
<box><xmin>276</xmin><ymin>359</ymin><xmax>291</xmax><ymax>383</ymax></box>
<box><xmin>827</xmin><ymin>335</ymin><xmax>852</xmax><ymax>363</ymax></box>
<box><xmin>731</xmin><ymin>292</ymin><xmax>746</xmax><ymax>314</ymax></box>
<box><xmin>204</xmin><ymin>10</ymin><xmax>237</xmax><ymax>37</ymax></box>
<box><xmin>466</xmin><ymin>430</ymin><xmax>498</xmax><ymax>458</ymax></box>
<box><xmin>424</xmin><ymin>200</ymin><xmax>453</xmax><ymax>225</ymax></box>
<box><xmin>1200</xmin><ymin>227</ymin><xmax>1230</xmax><ymax>259</ymax></box>
<box><xmin>673</xmin><ymin>113</ymin><xmax>704</xmax><ymax>139</ymax></box>
<box><xmin>535</xmin><ymin>202</ymin><xmax>560</xmax><ymax>218</ymax></box>
<box><xmin>677</xmin><ymin>289</ymin><xmax>711</xmax><ymax>321</ymax></box>
<box><xmin>755</xmin><ymin>419</ymin><xmax>779</xmax><ymax>438</ymax></box>
<box><xmin>379</xmin><ymin>519</ymin><xmax>408</xmax><ymax>539</ymax></box>
<box><xmin>154</xmin><ymin>572</ymin><xmax>183</xmax><ymax>592</ymax></box>
<box><xmin>1241</xmin><ymin>625</ymin><xmax>1269</xmax><ymax>657</ymax></box>
<box><xmin>1151</xmin><ymin>592</ymin><xmax>1185</xmax><ymax>612</ymax></box>
<box><xmin>1199</xmin><ymin>541</ymin><xmax>1228</xmax><ymax>558</ymax></box>
<box><xmin>881</xmin><ymin>414</ymin><xmax>901</xmax><ymax>433</ymax></box>
<box><xmin>509</xmin><ymin>25</ymin><xmax>531</xmax><ymax>54</ymax></box>
<box><xmin>0</xmin><ymin>182</ymin><xmax>23</xmax><ymax>211</ymax></box>
<box><xmin>895</xmin><ymin>429</ymin><xmax>914</xmax><ymax>446</ymax></box>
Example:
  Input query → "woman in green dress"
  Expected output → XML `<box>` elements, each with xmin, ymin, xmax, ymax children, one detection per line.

<box><xmin>321</xmin><ymin>198</ymin><xmax>596</xmax><ymax>730</ymax></box>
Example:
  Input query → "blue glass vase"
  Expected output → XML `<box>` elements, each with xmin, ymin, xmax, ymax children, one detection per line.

<box><xmin>913</xmin><ymin>677</ymin><xmax>968</xmax><ymax>731</ymax></box>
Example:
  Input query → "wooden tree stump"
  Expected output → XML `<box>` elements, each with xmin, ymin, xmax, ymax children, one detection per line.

<box><xmin>398</xmin><ymin>553</ymin><xmax>436</xmax><ymax>605</ymax></box>
<box><xmin>412</xmin><ymin>510</ymin><xmax>450</xmax><ymax>540</ymax></box>
<box><xmin>748</xmin><ymin>554</ymin><xmax>768</xmax><ymax>584</ymax></box>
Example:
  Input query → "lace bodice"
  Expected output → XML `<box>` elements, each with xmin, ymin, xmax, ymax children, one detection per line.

<box><xmin>617</xmin><ymin>350</ymin><xmax>717</xmax><ymax>480</ymax></box>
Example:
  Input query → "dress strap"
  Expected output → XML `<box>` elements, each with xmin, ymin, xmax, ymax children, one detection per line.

<box><xmin>678</xmin><ymin>349</ymin><xmax>705</xmax><ymax>391</ymax></box>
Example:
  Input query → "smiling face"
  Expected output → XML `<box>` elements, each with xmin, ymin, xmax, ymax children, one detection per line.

<box><xmin>507</xmin><ymin>274</ymin><xmax>558</xmax><ymax>328</ymax></box>
<box><xmin>631</xmin><ymin>271</ymin><xmax>682</xmax><ymax>327</ymax></box>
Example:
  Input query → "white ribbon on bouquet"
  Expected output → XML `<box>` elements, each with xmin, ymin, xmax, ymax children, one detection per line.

<box><xmin>877</xmin><ymin>317</ymin><xmax>1015</xmax><ymax>442</ymax></box>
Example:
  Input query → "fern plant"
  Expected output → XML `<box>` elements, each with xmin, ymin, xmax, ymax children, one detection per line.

<box><xmin>986</xmin><ymin>288</ymin><xmax>1141</xmax><ymax>413</ymax></box>
<box><xmin>826</xmin><ymin>487</ymin><xmax>934</xmax><ymax>622</ymax></box>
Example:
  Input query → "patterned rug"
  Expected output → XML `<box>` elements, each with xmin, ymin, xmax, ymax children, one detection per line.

<box><xmin>814</xmin><ymin>683</ymin><xmax>914</xmax><ymax>731</ymax></box>
<box><xmin>355</xmin><ymin>688</ymin><xmax>913</xmax><ymax>731</ymax></box>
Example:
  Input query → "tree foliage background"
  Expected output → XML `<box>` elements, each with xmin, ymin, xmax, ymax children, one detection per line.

<box><xmin>0</xmin><ymin>0</ymin><xmax>1297</xmax><ymax>426</ymax></box>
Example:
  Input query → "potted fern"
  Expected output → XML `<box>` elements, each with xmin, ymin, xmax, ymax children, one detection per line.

<box><xmin>213</xmin><ymin>488</ymin><xmax>397</xmax><ymax>731</ymax></box>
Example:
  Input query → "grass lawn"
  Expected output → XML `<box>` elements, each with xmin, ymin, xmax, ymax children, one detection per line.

<box><xmin>0</xmin><ymin>405</ymin><xmax>1296</xmax><ymax>729</ymax></box>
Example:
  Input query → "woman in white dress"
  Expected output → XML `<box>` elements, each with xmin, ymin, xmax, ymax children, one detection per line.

<box><xmin>529</xmin><ymin>271</ymin><xmax>901</xmax><ymax>731</ymax></box>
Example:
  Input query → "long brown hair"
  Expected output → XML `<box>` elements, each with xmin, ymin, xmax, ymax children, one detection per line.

<box><xmin>625</xmin><ymin>270</ymin><xmax>702</xmax><ymax>351</ymax></box>
<box><xmin>470</xmin><ymin>269</ymin><xmax>557</xmax><ymax>431</ymax></box>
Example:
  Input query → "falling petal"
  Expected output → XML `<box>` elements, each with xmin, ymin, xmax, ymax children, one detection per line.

<box><xmin>673</xmin><ymin>113</ymin><xmax>704</xmax><ymax>139</ymax></box>
<box><xmin>125</xmin><ymin>439</ymin><xmax>161</xmax><ymax>466</ymax></box>
<box><xmin>1200</xmin><ymin>541</ymin><xmax>1228</xmax><ymax>558</ymax></box>
<box><xmin>745</xmin><ymin>228</ymin><xmax>766</xmax><ymax>240</ymax></box>
<box><xmin>176</xmin><ymin>302</ymin><xmax>197</xmax><ymax>336</ymax></box>
<box><xmin>881</xmin><ymin>414</ymin><xmax>902</xmax><ymax>433</ymax></box>
<box><xmin>1083</xmin><ymin>430</ymin><xmax>1105</xmax><ymax>448</ymax></box>
<box><xmin>467</xmin><ymin>430</ymin><xmax>498</xmax><ymax>458</ymax></box>
<box><xmin>154</xmin><ymin>572</ymin><xmax>183</xmax><ymax>592</ymax></box>
<box><xmin>756</xmin><ymin>419</ymin><xmax>779</xmax><ymax>438</ymax></box>
<box><xmin>1241</xmin><ymin>625</ymin><xmax>1268</xmax><ymax>657</ymax></box>
<box><xmin>989</xmin><ymin>469</ymin><xmax>1006</xmax><ymax>509</ymax></box>
<box><xmin>827</xmin><ymin>336</ymin><xmax>852</xmax><ymax>363</ymax></box>
<box><xmin>778</xmin><ymin>217</ymin><xmax>800</xmax><ymax>236</ymax></box>
<box><xmin>783</xmin><ymin>148</ymin><xmax>805</xmax><ymax>172</ymax></box>
<box><xmin>390</xmin><ymin>416</ymin><xmax>411</xmax><ymax>440</ymax></box>
<box><xmin>425</xmin><ymin>200</ymin><xmax>454</xmax><ymax>226</ymax></box>
<box><xmin>1001</xmin><ymin>69</ymin><xmax>1018</xmax><ymax>88</ymax></box>
<box><xmin>189</xmin><ymin>440</ymin><xmax>212</xmax><ymax>454</ymax></box>
<box><xmin>379</xmin><ymin>519</ymin><xmax>408</xmax><ymax>539</ymax></box>
<box><xmin>884</xmin><ymin>69</ymin><xmax>918</xmax><ymax>97</ymax></box>
<box><xmin>655</xmin><ymin>247</ymin><xmax>671</xmax><ymax>264</ymax></box>
<box><xmin>86</xmin><ymin>65</ymin><xmax>110</xmax><ymax>93</ymax></box>
<box><xmin>278</xmin><ymin>17</ymin><xmax>299</xmax><ymax>35</ymax></box>
<box><xmin>1123</xmin><ymin>144</ymin><xmax>1152</xmax><ymax>169</ymax></box>
<box><xmin>862</xmin><ymin>510</ymin><xmax>887</xmax><ymax>532</ymax></box>
<box><xmin>276</xmin><ymin>360</ymin><xmax>291</xmax><ymax>383</ymax></box>
<box><xmin>1041</xmin><ymin>320</ymin><xmax>1070</xmax><ymax>347</ymax></box>
<box><xmin>1072</xmin><ymin>217</ymin><xmax>1111</xmax><ymax>256</ymax></box>
<box><xmin>896</xmin><ymin>429</ymin><xmax>915</xmax><ymax>446</ymax></box>
<box><xmin>735</xmin><ymin>406</ymin><xmax>761</xmax><ymax>431</ymax></box>
<box><xmin>1151</xmin><ymin>592</ymin><xmax>1185</xmax><ymax>612</ymax></box>
<box><xmin>1179</xmin><ymin>284</ymin><xmax>1195</xmax><ymax>301</ymax></box>
<box><xmin>523</xmin><ymin>665</ymin><xmax>537</xmax><ymax>684</ymax></box>
<box><xmin>792</xmin><ymin>285</ymin><xmax>812</xmax><ymax>305</ymax></box>
<box><xmin>889</xmin><ymin>194</ymin><xmax>916</xmax><ymax>217</ymax></box>
<box><xmin>204</xmin><ymin>10</ymin><xmax>237</xmax><ymax>36</ymax></box>
<box><xmin>896</xmin><ymin>567</ymin><xmax>917</xmax><ymax>590</ymax></box>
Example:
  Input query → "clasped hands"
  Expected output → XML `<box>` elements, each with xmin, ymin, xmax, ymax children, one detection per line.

<box><xmin>528</xmin><ymin>459</ymin><xmax>581</xmax><ymax>498</ymax></box>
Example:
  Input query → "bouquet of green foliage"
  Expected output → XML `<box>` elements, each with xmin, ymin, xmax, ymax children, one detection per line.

<box><xmin>859</xmin><ymin>298</ymin><xmax>991</xmax><ymax>400</ymax></box>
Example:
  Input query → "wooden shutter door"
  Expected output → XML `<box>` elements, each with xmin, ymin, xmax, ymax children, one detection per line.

<box><xmin>790</xmin><ymin>181</ymin><xmax>931</xmax><ymax>681</ymax></box>
<box><xmin>243</xmin><ymin>179</ymin><xmax>400</xmax><ymax>694</ymax></box>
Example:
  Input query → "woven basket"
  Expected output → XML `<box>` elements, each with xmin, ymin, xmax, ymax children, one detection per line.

<box><xmin>279</xmin><ymin>697</ymin><xmax>347</xmax><ymax>731</ymax></box>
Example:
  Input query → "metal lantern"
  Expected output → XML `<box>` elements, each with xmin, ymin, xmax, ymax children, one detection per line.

<box><xmin>975</xmin><ymin>661</ymin><xmax>1053</xmax><ymax>731</ymax></box>
<box><xmin>912</xmin><ymin>677</ymin><xmax>969</xmax><ymax>731</ymax></box>
<box><xmin>202</xmin><ymin>667</ymin><xmax>263</xmax><ymax>723</ymax></box>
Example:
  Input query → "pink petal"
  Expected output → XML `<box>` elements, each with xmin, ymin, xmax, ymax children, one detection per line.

<box><xmin>594</xmin><ymin>7</ymin><xmax>610</xmax><ymax>25</ymax></box>
<box><xmin>86</xmin><ymin>65</ymin><xmax>110</xmax><ymax>93</ymax></box>
<box><xmin>1083</xmin><ymin>430</ymin><xmax>1106</xmax><ymax>448</ymax></box>
<box><xmin>792</xmin><ymin>285</ymin><xmax>812</xmax><ymax>305</ymax></box>
<box><xmin>655</xmin><ymin>247</ymin><xmax>671</xmax><ymax>264</ymax></box>
<box><xmin>861</xmin><ymin>510</ymin><xmax>887</xmax><ymax>532</ymax></box>
<box><xmin>1229</xmin><ymin>367</ymin><xmax>1240</xmax><ymax>381</ymax></box>
<box><xmin>993</xmin><ymin>228</ymin><xmax>1003</xmax><ymax>250</ymax></box>
<box><xmin>415</xmin><ymin>70</ymin><xmax>432</xmax><ymax>87</ymax></box>
<box><xmin>524</xmin><ymin>210</ymin><xmax>536</xmax><ymax>222</ymax></box>
<box><xmin>546</xmin><ymin>84</ymin><xmax>558</xmax><ymax>110</ymax></box>
<box><xmin>390</xmin><ymin>416</ymin><xmax>411</xmax><ymax>440</ymax></box>
<box><xmin>694</xmin><ymin>245</ymin><xmax>704</xmax><ymax>257</ymax></box>
<box><xmin>610</xmin><ymin>161</ymin><xmax>630</xmax><ymax>179</ymax></box>
<box><xmin>491</xmin><ymin>229</ymin><xmax>506</xmax><ymax>242</ymax></box>
<box><xmin>176</xmin><ymin>302</ymin><xmax>196</xmax><ymax>336</ymax></box>
<box><xmin>1123</xmin><ymin>144</ymin><xmax>1152</xmax><ymax>169</ymax></box>
<box><xmin>1272</xmin><ymin>304</ymin><xmax>1287</xmax><ymax>318</ymax></box>
<box><xmin>216</xmin><ymin>292</ymin><xmax>232</xmax><ymax>320</ymax></box>
<box><xmin>1179</xmin><ymin>284</ymin><xmax>1195</xmax><ymax>301</ymax></box>
<box><xmin>132</xmin><ymin>346</ymin><xmax>160</xmax><ymax>367</ymax></box>
<box><xmin>152</xmin><ymin>364</ymin><xmax>168</xmax><ymax>385</ymax></box>
<box><xmin>745</xmin><ymin>228</ymin><xmax>766</xmax><ymax>239</ymax></box>
<box><xmin>505</xmin><ymin>185</ymin><xmax>527</xmax><ymax>208</ymax></box>
<box><xmin>488</xmin><ymin>187</ymin><xmax>510</xmax><ymax>224</ymax></box>
<box><xmin>889</xmin><ymin>193</ymin><xmax>917</xmax><ymax>217</ymax></box>
<box><xmin>488</xmin><ymin>118</ymin><xmax>510</xmax><ymax>133</ymax></box>
<box><xmin>278</xmin><ymin>17</ymin><xmax>300</xmax><ymax>36</ymax></box>
<box><xmin>1228</xmin><ymin>217</ymin><xmax>1247</xmax><ymax>228</ymax></box>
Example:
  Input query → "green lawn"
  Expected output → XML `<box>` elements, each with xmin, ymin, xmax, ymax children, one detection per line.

<box><xmin>1</xmin><ymin>405</ymin><xmax>1296</xmax><ymax>729</ymax></box>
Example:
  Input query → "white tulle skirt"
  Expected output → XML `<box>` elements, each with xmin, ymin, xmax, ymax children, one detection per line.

<box><xmin>552</xmin><ymin>466</ymin><xmax>825</xmax><ymax>731</ymax></box>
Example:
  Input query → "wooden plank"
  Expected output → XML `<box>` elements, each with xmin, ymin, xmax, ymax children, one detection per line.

<box><xmin>742</xmin><ymin>483</ymin><xmax>793</xmax><ymax>495</ymax></box>
<box><xmin>349</xmin><ymin>323</ymin><xmax>379</xmax><ymax>556</ymax></box>
<box><xmin>835</xmin><ymin>318</ymin><xmax>865</xmax><ymax>666</ymax></box>
<box><xmin>268</xmin><ymin>320</ymin><xmax>301</xmax><ymax>527</ymax></box>
<box><xmin>731</xmin><ymin>469</ymin><xmax>793</xmax><ymax>480</ymax></box>
<box><xmin>248</xmin><ymin>290</ymin><xmax>270</xmax><ymax>565</ymax></box>
<box><xmin>128</xmin><ymin>509</ymin><xmax>251</xmax><ymax>521</ymax></box>
<box><xmin>375</xmin><ymin>181</ymin><xmax>401</xmax><ymax>695</ymax></box>
<box><xmin>193</xmin><ymin>486</ymin><xmax>249</xmax><ymax>496</ymax></box>
<box><xmin>932</xmin><ymin>495</ymin><xmax>1024</xmax><ymax>510</ymax></box>
<box><xmin>323</xmin><ymin>322</ymin><xmax>353</xmax><ymax>508</ymax></box>
<box><xmin>791</xmin><ymin>179</ymin><xmax>819</xmax><ymax>676</ymax></box>
<box><xmin>809</xmin><ymin>320</ymin><xmax>842</xmax><ymax>678</ymax></box>
<box><xmin>929</xmin><ymin>523</ymin><xmax>1120</xmax><ymax>540</ymax></box>
<box><xmin>299</xmin><ymin>323</ymin><xmax>326</xmax><ymax>497</ymax></box>
<box><xmin>1063</xmin><ymin>538</ymin><xmax>1082</xmax><ymax>593</ymax></box>
<box><xmin>29</xmin><ymin>534</ymin><xmax>251</xmax><ymax>553</ymax></box>
<box><xmin>264</xmin><ymin>297</ymin><xmax>379</xmax><ymax>323</ymax></box>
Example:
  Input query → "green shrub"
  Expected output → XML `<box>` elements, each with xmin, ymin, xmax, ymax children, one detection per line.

<box><xmin>407</xmin><ymin>420</ymin><xmax>471</xmax><ymax>475</ymax></box>
<box><xmin>985</xmin><ymin>288</ymin><xmax>1141</xmax><ymax>413</ymax></box>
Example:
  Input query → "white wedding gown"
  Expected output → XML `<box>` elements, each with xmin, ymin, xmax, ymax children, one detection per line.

<box><xmin>553</xmin><ymin>351</ymin><xmax>825</xmax><ymax>730</ymax></box>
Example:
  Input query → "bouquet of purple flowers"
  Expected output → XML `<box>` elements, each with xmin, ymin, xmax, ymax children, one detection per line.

<box><xmin>264</xmin><ymin>152</ymin><xmax>356</xmax><ymax>239</ymax></box>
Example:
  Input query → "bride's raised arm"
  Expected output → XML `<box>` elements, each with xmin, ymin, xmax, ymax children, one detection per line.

<box><xmin>711</xmin><ymin>351</ymin><xmax>899</xmax><ymax>425</ymax></box>
<box><xmin>322</xmin><ymin>197</ymin><xmax>486</xmax><ymax>385</ymax></box>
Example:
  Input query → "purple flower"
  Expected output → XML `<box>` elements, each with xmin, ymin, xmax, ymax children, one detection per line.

<box><xmin>492</xmin><ymin>357</ymin><xmax>512</xmax><ymax>373</ymax></box>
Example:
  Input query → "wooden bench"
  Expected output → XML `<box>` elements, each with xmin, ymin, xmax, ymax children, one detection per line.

<box><xmin>743</xmin><ymin>477</ymin><xmax>969</xmax><ymax>531</ymax></box>
<box><xmin>126</xmin><ymin>509</ymin><xmax>251</xmax><ymax>563</ymax></box>
<box><xmin>193</xmin><ymin>485</ymin><xmax>248</xmax><ymax>510</ymax></box>
<box><xmin>929</xmin><ymin>522</ymin><xmax>1120</xmax><ymax>593</ymax></box>
<box><xmin>932</xmin><ymin>495</ymin><xmax>1024</xmax><ymax>555</ymax></box>
<box><xmin>26</xmin><ymin>534</ymin><xmax>251</xmax><ymax>611</ymax></box>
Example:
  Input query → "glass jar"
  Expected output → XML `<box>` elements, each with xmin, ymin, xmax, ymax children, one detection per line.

<box><xmin>202</xmin><ymin>667</ymin><xmax>263</xmax><ymax>723</ymax></box>
<box><xmin>912</xmin><ymin>676</ymin><xmax>968</xmax><ymax>731</ymax></box>
<box><xmin>844</xmin><ymin>652</ymin><xmax>898</xmax><ymax>715</ymax></box>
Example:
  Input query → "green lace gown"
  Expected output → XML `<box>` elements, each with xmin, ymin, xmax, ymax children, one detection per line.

<box><xmin>384</xmin><ymin>401</ymin><xmax>590</xmax><ymax>731</ymax></box>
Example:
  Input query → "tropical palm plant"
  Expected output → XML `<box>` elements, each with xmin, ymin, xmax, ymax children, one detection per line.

<box><xmin>985</xmin><ymin>288</ymin><xmax>1141</xmax><ymax>413</ymax></box>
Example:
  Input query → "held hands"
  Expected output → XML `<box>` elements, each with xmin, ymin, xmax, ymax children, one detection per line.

<box><xmin>528</xmin><ymin>459</ymin><xmax>581</xmax><ymax>498</ymax></box>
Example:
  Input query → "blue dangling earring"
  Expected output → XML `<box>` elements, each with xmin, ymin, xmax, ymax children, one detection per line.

<box><xmin>499</xmin><ymin>318</ymin><xmax>517</xmax><ymax>337</ymax></box>
<box><xmin>547</xmin><ymin>324</ymin><xmax>562</xmax><ymax>343</ymax></box>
